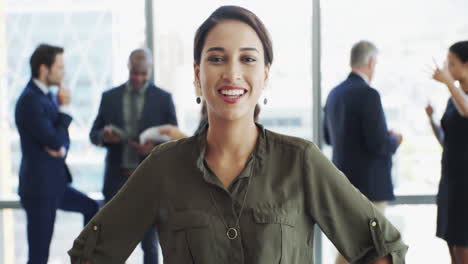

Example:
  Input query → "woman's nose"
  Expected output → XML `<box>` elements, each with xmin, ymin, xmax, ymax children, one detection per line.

<box><xmin>222</xmin><ymin>62</ymin><xmax>242</xmax><ymax>82</ymax></box>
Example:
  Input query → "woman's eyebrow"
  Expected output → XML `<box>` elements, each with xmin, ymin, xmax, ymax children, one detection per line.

<box><xmin>205</xmin><ymin>47</ymin><xmax>259</xmax><ymax>53</ymax></box>
<box><xmin>239</xmin><ymin>47</ymin><xmax>259</xmax><ymax>53</ymax></box>
<box><xmin>206</xmin><ymin>47</ymin><xmax>224</xmax><ymax>53</ymax></box>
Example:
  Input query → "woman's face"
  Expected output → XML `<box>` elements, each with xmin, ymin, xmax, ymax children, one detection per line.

<box><xmin>195</xmin><ymin>20</ymin><xmax>269</xmax><ymax>122</ymax></box>
<box><xmin>447</xmin><ymin>51</ymin><xmax>468</xmax><ymax>81</ymax></box>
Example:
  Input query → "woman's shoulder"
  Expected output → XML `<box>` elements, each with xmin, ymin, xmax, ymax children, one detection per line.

<box><xmin>264</xmin><ymin>129</ymin><xmax>335</xmax><ymax>175</ymax></box>
<box><xmin>265</xmin><ymin>129</ymin><xmax>318</xmax><ymax>153</ymax></box>
<box><xmin>149</xmin><ymin>135</ymin><xmax>199</xmax><ymax>160</ymax></box>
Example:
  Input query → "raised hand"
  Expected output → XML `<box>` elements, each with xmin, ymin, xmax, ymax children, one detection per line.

<box><xmin>57</xmin><ymin>83</ymin><xmax>71</xmax><ymax>105</ymax></box>
<box><xmin>432</xmin><ymin>58</ymin><xmax>454</xmax><ymax>85</ymax></box>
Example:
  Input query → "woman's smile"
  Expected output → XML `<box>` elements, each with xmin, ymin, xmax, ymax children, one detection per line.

<box><xmin>218</xmin><ymin>85</ymin><xmax>248</xmax><ymax>104</ymax></box>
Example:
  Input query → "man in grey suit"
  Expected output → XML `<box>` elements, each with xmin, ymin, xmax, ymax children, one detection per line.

<box><xmin>89</xmin><ymin>48</ymin><xmax>178</xmax><ymax>264</ymax></box>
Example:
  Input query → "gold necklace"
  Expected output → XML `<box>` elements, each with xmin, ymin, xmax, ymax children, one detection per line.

<box><xmin>208</xmin><ymin>158</ymin><xmax>254</xmax><ymax>240</ymax></box>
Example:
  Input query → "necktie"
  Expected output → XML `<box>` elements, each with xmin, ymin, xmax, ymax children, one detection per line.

<box><xmin>47</xmin><ymin>93</ymin><xmax>58</xmax><ymax>108</ymax></box>
<box><xmin>129</xmin><ymin>91</ymin><xmax>139</xmax><ymax>140</ymax></box>
<box><xmin>126</xmin><ymin>90</ymin><xmax>140</xmax><ymax>167</ymax></box>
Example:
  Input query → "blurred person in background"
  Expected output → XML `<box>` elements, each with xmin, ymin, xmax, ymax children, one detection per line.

<box><xmin>15</xmin><ymin>44</ymin><xmax>98</xmax><ymax>264</ymax></box>
<box><xmin>426</xmin><ymin>40</ymin><xmax>468</xmax><ymax>264</ymax></box>
<box><xmin>88</xmin><ymin>48</ymin><xmax>178</xmax><ymax>264</ymax></box>
<box><xmin>323</xmin><ymin>40</ymin><xmax>403</xmax><ymax>264</ymax></box>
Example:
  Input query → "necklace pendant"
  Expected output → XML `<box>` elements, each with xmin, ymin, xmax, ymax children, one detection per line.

<box><xmin>227</xmin><ymin>227</ymin><xmax>238</xmax><ymax>240</ymax></box>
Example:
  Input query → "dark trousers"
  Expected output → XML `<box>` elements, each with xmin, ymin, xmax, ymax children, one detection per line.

<box><xmin>140</xmin><ymin>225</ymin><xmax>159</xmax><ymax>264</ymax></box>
<box><xmin>20</xmin><ymin>184</ymin><xmax>99</xmax><ymax>264</ymax></box>
<box><xmin>105</xmin><ymin>171</ymin><xmax>159</xmax><ymax>264</ymax></box>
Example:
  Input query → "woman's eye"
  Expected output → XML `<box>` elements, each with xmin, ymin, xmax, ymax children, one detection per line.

<box><xmin>243</xmin><ymin>57</ymin><xmax>256</xmax><ymax>63</ymax></box>
<box><xmin>208</xmin><ymin>57</ymin><xmax>224</xmax><ymax>63</ymax></box>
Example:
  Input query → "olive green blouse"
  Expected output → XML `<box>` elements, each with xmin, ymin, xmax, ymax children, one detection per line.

<box><xmin>68</xmin><ymin>124</ymin><xmax>408</xmax><ymax>263</ymax></box>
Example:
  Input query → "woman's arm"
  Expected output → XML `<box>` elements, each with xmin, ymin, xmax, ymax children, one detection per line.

<box><xmin>425</xmin><ymin>104</ymin><xmax>444</xmax><ymax>146</ymax></box>
<box><xmin>302</xmin><ymin>142</ymin><xmax>407</xmax><ymax>263</ymax></box>
<box><xmin>446</xmin><ymin>82</ymin><xmax>468</xmax><ymax>116</ymax></box>
<box><xmin>68</xmin><ymin>150</ymin><xmax>162</xmax><ymax>263</ymax></box>
<box><xmin>433</xmin><ymin>63</ymin><xmax>468</xmax><ymax>116</ymax></box>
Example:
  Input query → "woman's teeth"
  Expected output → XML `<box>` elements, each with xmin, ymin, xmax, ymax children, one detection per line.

<box><xmin>220</xmin><ymin>89</ymin><xmax>245</xmax><ymax>96</ymax></box>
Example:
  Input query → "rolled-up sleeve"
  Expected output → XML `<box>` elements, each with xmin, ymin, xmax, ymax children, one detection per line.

<box><xmin>302</xmin><ymin>142</ymin><xmax>408</xmax><ymax>263</ymax></box>
<box><xmin>68</xmin><ymin>152</ymin><xmax>161</xmax><ymax>263</ymax></box>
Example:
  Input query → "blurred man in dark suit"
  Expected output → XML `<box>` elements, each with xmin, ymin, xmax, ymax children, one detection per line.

<box><xmin>323</xmin><ymin>40</ymin><xmax>403</xmax><ymax>264</ymax></box>
<box><xmin>89</xmin><ymin>48</ymin><xmax>178</xmax><ymax>264</ymax></box>
<box><xmin>15</xmin><ymin>44</ymin><xmax>98</xmax><ymax>264</ymax></box>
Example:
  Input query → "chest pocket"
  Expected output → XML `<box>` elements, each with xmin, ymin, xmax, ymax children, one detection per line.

<box><xmin>252</xmin><ymin>209</ymin><xmax>297</xmax><ymax>264</ymax></box>
<box><xmin>169</xmin><ymin>210</ymin><xmax>214</xmax><ymax>264</ymax></box>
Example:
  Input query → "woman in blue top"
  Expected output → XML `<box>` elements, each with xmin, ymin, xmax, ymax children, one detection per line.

<box><xmin>426</xmin><ymin>40</ymin><xmax>468</xmax><ymax>264</ymax></box>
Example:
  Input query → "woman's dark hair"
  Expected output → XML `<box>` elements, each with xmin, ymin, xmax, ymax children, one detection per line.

<box><xmin>449</xmin><ymin>41</ymin><xmax>468</xmax><ymax>63</ymax></box>
<box><xmin>194</xmin><ymin>6</ymin><xmax>270</xmax><ymax>121</ymax></box>
<box><xmin>30</xmin><ymin>44</ymin><xmax>64</xmax><ymax>78</ymax></box>
<box><xmin>194</xmin><ymin>5</ymin><xmax>273</xmax><ymax>66</ymax></box>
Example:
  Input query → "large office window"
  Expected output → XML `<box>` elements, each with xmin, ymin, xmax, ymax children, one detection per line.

<box><xmin>320</xmin><ymin>0</ymin><xmax>468</xmax><ymax>262</ymax></box>
<box><xmin>152</xmin><ymin>0</ymin><xmax>314</xmax><ymax>139</ymax></box>
<box><xmin>4</xmin><ymin>0</ymin><xmax>146</xmax><ymax>195</ymax></box>
<box><xmin>1</xmin><ymin>0</ymin><xmax>145</xmax><ymax>262</ymax></box>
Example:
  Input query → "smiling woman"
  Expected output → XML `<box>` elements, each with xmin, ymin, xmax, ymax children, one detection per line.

<box><xmin>193</xmin><ymin>7</ymin><xmax>271</xmax><ymax>123</ymax></box>
<box><xmin>68</xmin><ymin>6</ymin><xmax>407</xmax><ymax>264</ymax></box>
<box><xmin>195</xmin><ymin>19</ymin><xmax>269</xmax><ymax>123</ymax></box>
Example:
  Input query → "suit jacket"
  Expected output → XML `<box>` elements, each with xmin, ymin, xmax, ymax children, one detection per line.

<box><xmin>323</xmin><ymin>72</ymin><xmax>398</xmax><ymax>201</ymax></box>
<box><xmin>15</xmin><ymin>79</ymin><xmax>72</xmax><ymax>197</ymax></box>
<box><xmin>89</xmin><ymin>82</ymin><xmax>178</xmax><ymax>197</ymax></box>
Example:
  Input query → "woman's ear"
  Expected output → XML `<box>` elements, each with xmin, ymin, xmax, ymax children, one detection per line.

<box><xmin>264</xmin><ymin>64</ymin><xmax>271</xmax><ymax>87</ymax></box>
<box><xmin>194</xmin><ymin>63</ymin><xmax>200</xmax><ymax>82</ymax></box>
<box><xmin>264</xmin><ymin>64</ymin><xmax>270</xmax><ymax>80</ymax></box>
<box><xmin>194</xmin><ymin>63</ymin><xmax>202</xmax><ymax>96</ymax></box>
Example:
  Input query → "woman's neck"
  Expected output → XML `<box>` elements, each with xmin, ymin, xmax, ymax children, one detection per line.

<box><xmin>206</xmin><ymin>116</ymin><xmax>258</xmax><ymax>160</ymax></box>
